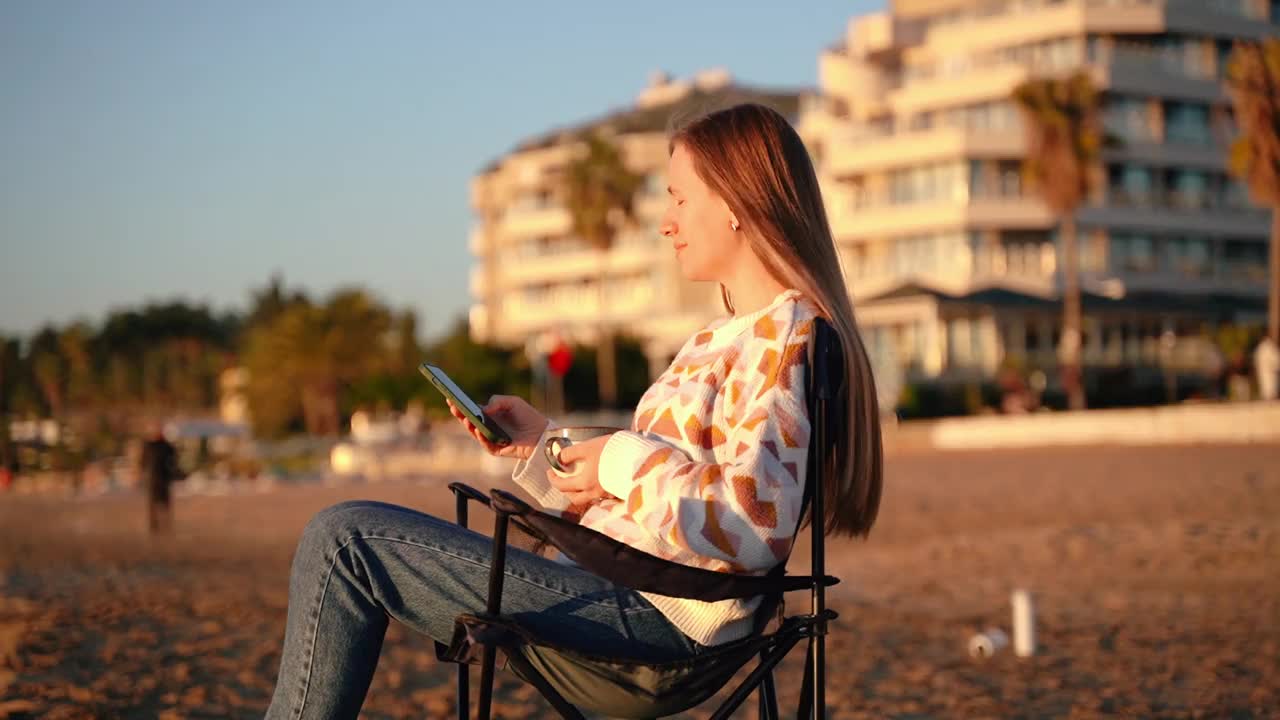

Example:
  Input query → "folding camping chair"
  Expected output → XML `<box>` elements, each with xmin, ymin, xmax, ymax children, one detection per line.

<box><xmin>437</xmin><ymin>317</ymin><xmax>850</xmax><ymax>720</ymax></box>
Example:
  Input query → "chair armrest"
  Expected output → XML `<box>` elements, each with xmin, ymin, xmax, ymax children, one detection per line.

<box><xmin>449</xmin><ymin>481</ymin><xmax>492</xmax><ymax>506</ymax></box>
<box><xmin>488</xmin><ymin>489</ymin><xmax>837</xmax><ymax>602</ymax></box>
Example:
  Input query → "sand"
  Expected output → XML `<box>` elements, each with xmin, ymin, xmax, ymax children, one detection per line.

<box><xmin>1</xmin><ymin>442</ymin><xmax>1277</xmax><ymax>719</ymax></box>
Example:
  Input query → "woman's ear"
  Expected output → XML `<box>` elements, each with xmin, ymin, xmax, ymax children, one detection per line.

<box><xmin>719</xmin><ymin>196</ymin><xmax>740</xmax><ymax>233</ymax></box>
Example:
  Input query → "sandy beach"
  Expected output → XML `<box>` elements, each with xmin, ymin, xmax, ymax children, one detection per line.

<box><xmin>1</xmin><ymin>442</ymin><xmax>1277</xmax><ymax>719</ymax></box>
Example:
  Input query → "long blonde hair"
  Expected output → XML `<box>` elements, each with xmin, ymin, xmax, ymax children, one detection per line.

<box><xmin>670</xmin><ymin>103</ymin><xmax>883</xmax><ymax>538</ymax></box>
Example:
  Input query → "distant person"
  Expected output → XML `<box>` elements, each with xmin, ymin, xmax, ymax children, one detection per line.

<box><xmin>1256</xmin><ymin>336</ymin><xmax>1278</xmax><ymax>401</ymax></box>
<box><xmin>139</xmin><ymin>427</ymin><xmax>181</xmax><ymax>534</ymax></box>
<box><xmin>264</xmin><ymin>104</ymin><xmax>884</xmax><ymax>718</ymax></box>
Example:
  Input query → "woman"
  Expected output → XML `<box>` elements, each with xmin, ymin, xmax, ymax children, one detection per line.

<box><xmin>265</xmin><ymin>103</ymin><xmax>882</xmax><ymax>719</ymax></box>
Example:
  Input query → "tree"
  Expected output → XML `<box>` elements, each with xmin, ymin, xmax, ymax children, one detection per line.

<box><xmin>242</xmin><ymin>289</ymin><xmax>393</xmax><ymax>437</ymax></box>
<box><xmin>560</xmin><ymin>132</ymin><xmax>645</xmax><ymax>409</ymax></box>
<box><xmin>1226</xmin><ymin>39</ymin><xmax>1280</xmax><ymax>345</ymax></box>
<box><xmin>245</xmin><ymin>273</ymin><xmax>310</xmax><ymax>331</ymax></box>
<box><xmin>0</xmin><ymin>335</ymin><xmax>17</xmax><ymax>415</ymax></box>
<box><xmin>391</xmin><ymin>310</ymin><xmax>421</xmax><ymax>375</ymax></box>
<box><xmin>29</xmin><ymin>328</ymin><xmax>65</xmax><ymax>418</ymax></box>
<box><xmin>1013</xmin><ymin>72</ymin><xmax>1106</xmax><ymax>411</ymax></box>
<box><xmin>419</xmin><ymin>317</ymin><xmax>532</xmax><ymax>420</ymax></box>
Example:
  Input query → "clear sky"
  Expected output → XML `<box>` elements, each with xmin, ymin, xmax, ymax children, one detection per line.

<box><xmin>0</xmin><ymin>0</ymin><xmax>882</xmax><ymax>341</ymax></box>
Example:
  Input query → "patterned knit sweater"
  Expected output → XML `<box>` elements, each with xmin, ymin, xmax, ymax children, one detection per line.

<box><xmin>511</xmin><ymin>288</ymin><xmax>816</xmax><ymax>646</ymax></box>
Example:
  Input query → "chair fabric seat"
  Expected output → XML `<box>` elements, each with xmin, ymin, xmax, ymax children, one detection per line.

<box><xmin>439</xmin><ymin>612</ymin><xmax>810</xmax><ymax>719</ymax></box>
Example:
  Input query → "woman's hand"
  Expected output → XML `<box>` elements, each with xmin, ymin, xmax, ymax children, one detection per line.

<box><xmin>546</xmin><ymin>434</ymin><xmax>613</xmax><ymax>506</ymax></box>
<box><xmin>447</xmin><ymin>395</ymin><xmax>548</xmax><ymax>461</ymax></box>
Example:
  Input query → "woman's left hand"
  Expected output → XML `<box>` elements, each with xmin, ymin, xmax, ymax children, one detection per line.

<box><xmin>546</xmin><ymin>434</ymin><xmax>613</xmax><ymax>506</ymax></box>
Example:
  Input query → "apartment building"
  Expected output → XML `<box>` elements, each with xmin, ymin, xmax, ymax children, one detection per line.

<box><xmin>467</xmin><ymin>70</ymin><xmax>801</xmax><ymax>377</ymax></box>
<box><xmin>800</xmin><ymin>0</ymin><xmax>1276</xmax><ymax>388</ymax></box>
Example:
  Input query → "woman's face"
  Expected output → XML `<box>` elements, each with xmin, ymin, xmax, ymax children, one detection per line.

<box><xmin>660</xmin><ymin>143</ymin><xmax>741</xmax><ymax>282</ymax></box>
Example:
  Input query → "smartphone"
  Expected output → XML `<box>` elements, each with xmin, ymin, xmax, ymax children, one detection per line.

<box><xmin>419</xmin><ymin>363</ymin><xmax>512</xmax><ymax>445</ymax></box>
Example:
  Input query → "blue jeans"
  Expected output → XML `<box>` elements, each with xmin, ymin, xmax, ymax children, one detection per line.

<box><xmin>265</xmin><ymin>500</ymin><xmax>700</xmax><ymax>719</ymax></box>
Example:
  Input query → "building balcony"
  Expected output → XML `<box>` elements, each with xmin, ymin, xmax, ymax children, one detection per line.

<box><xmin>1162</xmin><ymin>0</ymin><xmax>1274</xmax><ymax>38</ymax></box>
<box><xmin>832</xmin><ymin>196</ymin><xmax>1054</xmax><ymax>240</ymax></box>
<box><xmin>1101</xmin><ymin>141</ymin><xmax>1226</xmax><ymax>172</ymax></box>
<box><xmin>497</xmin><ymin>285</ymin><xmax>661</xmax><ymax>337</ymax></box>
<box><xmin>1106</xmin><ymin>269</ymin><xmax>1269</xmax><ymax>296</ymax></box>
<box><xmin>919</xmin><ymin>0</ymin><xmax>1260</xmax><ymax>58</ymax></box>
<box><xmin>1099</xmin><ymin>48</ymin><xmax>1224</xmax><ymax>103</ymax></box>
<box><xmin>847</xmin><ymin>246</ymin><xmax>1057</xmax><ymax>301</ymax></box>
<box><xmin>887</xmin><ymin>0</ymin><xmax>1260</xmax><ymax>109</ymax></box>
<box><xmin>890</xmin><ymin>62</ymin><xmax>1034</xmax><ymax>117</ymax></box>
<box><xmin>497</xmin><ymin>204</ymin><xmax>572</xmax><ymax>239</ymax></box>
<box><xmin>496</xmin><ymin>240</ymin><xmax>659</xmax><ymax>288</ymax></box>
<box><xmin>826</xmin><ymin>125</ymin><xmax>1026</xmax><ymax>177</ymax></box>
<box><xmin>1078</xmin><ymin>203</ymin><xmax>1270</xmax><ymax>237</ymax></box>
<box><xmin>819</xmin><ymin>51</ymin><xmax>895</xmax><ymax>114</ymax></box>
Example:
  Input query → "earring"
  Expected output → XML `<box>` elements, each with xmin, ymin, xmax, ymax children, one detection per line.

<box><xmin>730</xmin><ymin>220</ymin><xmax>740</xmax><ymax>231</ymax></box>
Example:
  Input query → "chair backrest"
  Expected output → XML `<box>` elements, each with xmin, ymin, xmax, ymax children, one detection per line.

<box><xmin>754</xmin><ymin>317</ymin><xmax>845</xmax><ymax>631</ymax></box>
<box><xmin>803</xmin><ymin>316</ymin><xmax>846</xmax><ymax>553</ymax></box>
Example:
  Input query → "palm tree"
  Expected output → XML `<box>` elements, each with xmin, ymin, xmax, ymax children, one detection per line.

<box><xmin>1226</xmin><ymin>38</ymin><xmax>1280</xmax><ymax>345</ymax></box>
<box><xmin>560</xmin><ymin>132</ymin><xmax>645</xmax><ymax>409</ymax></box>
<box><xmin>1013</xmin><ymin>71</ymin><xmax>1106</xmax><ymax>411</ymax></box>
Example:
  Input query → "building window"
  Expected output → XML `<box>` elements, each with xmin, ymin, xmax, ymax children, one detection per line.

<box><xmin>1165</xmin><ymin>236</ymin><xmax>1212</xmax><ymax>278</ymax></box>
<box><xmin>1165</xmin><ymin>101</ymin><xmax>1211</xmax><ymax>145</ymax></box>
<box><xmin>1220</xmin><ymin>239</ymin><xmax>1268</xmax><ymax>282</ymax></box>
<box><xmin>1109</xmin><ymin>165</ymin><xmax>1154</xmax><ymax>207</ymax></box>
<box><xmin>886</xmin><ymin>162</ymin><xmax>968</xmax><ymax>206</ymax></box>
<box><xmin>1110</xmin><ymin>233</ymin><xmax>1157</xmax><ymax>273</ymax></box>
<box><xmin>1002</xmin><ymin>230</ymin><xmax>1051</xmax><ymax>277</ymax></box>
<box><xmin>1217</xmin><ymin>39</ymin><xmax>1235</xmax><ymax>78</ymax></box>
<box><xmin>1223</xmin><ymin>178</ymin><xmax>1251</xmax><ymax>210</ymax></box>
<box><xmin>1104</xmin><ymin>96</ymin><xmax>1155</xmax><ymax>143</ymax></box>
<box><xmin>1206</xmin><ymin>0</ymin><xmax>1261</xmax><ymax>19</ymax></box>
<box><xmin>888</xmin><ymin>235</ymin><xmax>938</xmax><ymax>277</ymax></box>
<box><xmin>940</xmin><ymin>100</ymin><xmax>1018</xmax><ymax>132</ymax></box>
<box><xmin>1087</xmin><ymin>35</ymin><xmax>1104</xmax><ymax>63</ymax></box>
<box><xmin>999</xmin><ymin>160</ymin><xmax>1022</xmax><ymax>197</ymax></box>
<box><xmin>1169</xmin><ymin>170</ymin><xmax>1208</xmax><ymax>210</ymax></box>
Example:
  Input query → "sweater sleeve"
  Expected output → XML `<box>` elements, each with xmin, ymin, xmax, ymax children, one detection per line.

<box><xmin>509</xmin><ymin>421</ymin><xmax>594</xmax><ymax>522</ymax></box>
<box><xmin>596</xmin><ymin>318</ymin><xmax>812</xmax><ymax>572</ymax></box>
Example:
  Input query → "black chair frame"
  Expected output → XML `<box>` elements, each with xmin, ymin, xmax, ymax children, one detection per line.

<box><xmin>439</xmin><ymin>318</ymin><xmax>846</xmax><ymax>720</ymax></box>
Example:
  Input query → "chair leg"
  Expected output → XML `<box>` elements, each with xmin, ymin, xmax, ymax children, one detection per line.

<box><xmin>797</xmin><ymin>639</ymin><xmax>814</xmax><ymax>720</ymax></box>
<box><xmin>814</xmin><ymin>633</ymin><xmax>826</xmax><ymax>720</ymax></box>
<box><xmin>455</xmin><ymin>489</ymin><xmax>471</xmax><ymax>719</ymax></box>
<box><xmin>710</xmin><ymin>634</ymin><xmax>804</xmax><ymax>720</ymax></box>
<box><xmin>477</xmin><ymin>646</ymin><xmax>497</xmax><ymax>720</ymax></box>
<box><xmin>757</xmin><ymin>651</ymin><xmax>778</xmax><ymax>720</ymax></box>
<box><xmin>456</xmin><ymin>661</ymin><xmax>469</xmax><ymax>719</ymax></box>
<box><xmin>477</xmin><ymin>513</ymin><xmax>512</xmax><ymax>720</ymax></box>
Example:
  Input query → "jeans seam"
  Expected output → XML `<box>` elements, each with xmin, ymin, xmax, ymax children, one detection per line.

<box><xmin>295</xmin><ymin>544</ymin><xmax>342</xmax><ymax>719</ymax></box>
<box><xmin>319</xmin><ymin>502</ymin><xmax>656</xmax><ymax>611</ymax></box>
<box><xmin>352</xmin><ymin>532</ymin><xmax>654</xmax><ymax>611</ymax></box>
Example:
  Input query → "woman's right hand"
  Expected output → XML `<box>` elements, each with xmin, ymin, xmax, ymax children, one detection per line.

<box><xmin>447</xmin><ymin>395</ymin><xmax>549</xmax><ymax>461</ymax></box>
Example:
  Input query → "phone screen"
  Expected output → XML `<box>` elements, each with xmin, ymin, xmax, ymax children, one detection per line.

<box><xmin>424</xmin><ymin>365</ymin><xmax>484</xmax><ymax>417</ymax></box>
